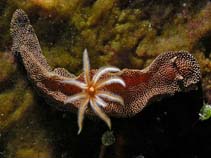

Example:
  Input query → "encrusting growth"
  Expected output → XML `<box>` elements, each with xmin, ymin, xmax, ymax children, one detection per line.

<box><xmin>61</xmin><ymin>49</ymin><xmax>126</xmax><ymax>134</ymax></box>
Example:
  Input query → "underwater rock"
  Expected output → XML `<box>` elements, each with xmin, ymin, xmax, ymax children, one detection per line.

<box><xmin>101</xmin><ymin>130</ymin><xmax>116</xmax><ymax>146</ymax></box>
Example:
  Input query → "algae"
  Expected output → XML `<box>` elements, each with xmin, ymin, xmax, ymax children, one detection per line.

<box><xmin>42</xmin><ymin>46</ymin><xmax>81</xmax><ymax>73</ymax></box>
<box><xmin>0</xmin><ymin>53</ymin><xmax>16</xmax><ymax>83</ymax></box>
<box><xmin>199</xmin><ymin>103</ymin><xmax>211</xmax><ymax>121</ymax></box>
<box><xmin>4</xmin><ymin>102</ymin><xmax>53</xmax><ymax>158</ymax></box>
<box><xmin>0</xmin><ymin>79</ymin><xmax>33</xmax><ymax>132</ymax></box>
<box><xmin>1</xmin><ymin>0</ymin><xmax>210</xmax><ymax>74</ymax></box>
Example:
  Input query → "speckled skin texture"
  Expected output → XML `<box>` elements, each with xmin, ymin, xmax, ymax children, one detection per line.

<box><xmin>11</xmin><ymin>9</ymin><xmax>201</xmax><ymax>118</ymax></box>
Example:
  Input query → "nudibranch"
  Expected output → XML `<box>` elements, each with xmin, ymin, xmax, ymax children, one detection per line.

<box><xmin>10</xmin><ymin>9</ymin><xmax>201</xmax><ymax>130</ymax></box>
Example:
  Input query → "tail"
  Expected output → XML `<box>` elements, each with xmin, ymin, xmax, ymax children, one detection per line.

<box><xmin>10</xmin><ymin>9</ymin><xmax>51</xmax><ymax>71</ymax></box>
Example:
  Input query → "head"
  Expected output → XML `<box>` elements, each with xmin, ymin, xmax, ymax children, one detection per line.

<box><xmin>149</xmin><ymin>51</ymin><xmax>201</xmax><ymax>89</ymax></box>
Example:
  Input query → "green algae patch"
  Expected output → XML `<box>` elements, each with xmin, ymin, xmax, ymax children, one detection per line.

<box><xmin>4</xmin><ymin>98</ymin><xmax>54</xmax><ymax>158</ymax></box>
<box><xmin>0</xmin><ymin>53</ymin><xmax>16</xmax><ymax>82</ymax></box>
<box><xmin>3</xmin><ymin>0</ymin><xmax>209</xmax><ymax>78</ymax></box>
<box><xmin>15</xmin><ymin>148</ymin><xmax>52</xmax><ymax>158</ymax></box>
<box><xmin>199</xmin><ymin>103</ymin><xmax>211</xmax><ymax>121</ymax></box>
<box><xmin>0</xmin><ymin>80</ymin><xmax>34</xmax><ymax>132</ymax></box>
<box><xmin>42</xmin><ymin>46</ymin><xmax>81</xmax><ymax>74</ymax></box>
<box><xmin>5</xmin><ymin>119</ymin><xmax>53</xmax><ymax>158</ymax></box>
<box><xmin>87</xmin><ymin>0</ymin><xmax>117</xmax><ymax>26</ymax></box>
<box><xmin>0</xmin><ymin>6</ymin><xmax>13</xmax><ymax>51</ymax></box>
<box><xmin>28</xmin><ymin>0</ymin><xmax>81</xmax><ymax>15</ymax></box>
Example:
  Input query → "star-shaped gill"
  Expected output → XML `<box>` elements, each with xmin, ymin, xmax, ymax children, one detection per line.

<box><xmin>61</xmin><ymin>49</ymin><xmax>126</xmax><ymax>134</ymax></box>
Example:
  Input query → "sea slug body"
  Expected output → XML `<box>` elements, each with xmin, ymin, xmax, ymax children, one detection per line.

<box><xmin>10</xmin><ymin>9</ymin><xmax>201</xmax><ymax>123</ymax></box>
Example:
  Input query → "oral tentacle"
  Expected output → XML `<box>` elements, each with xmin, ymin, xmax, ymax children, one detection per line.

<box><xmin>95</xmin><ymin>96</ymin><xmax>108</xmax><ymax>107</ymax></box>
<box><xmin>90</xmin><ymin>99</ymin><xmax>111</xmax><ymax>129</ymax></box>
<box><xmin>83</xmin><ymin>49</ymin><xmax>90</xmax><ymax>84</ymax></box>
<box><xmin>64</xmin><ymin>92</ymin><xmax>86</xmax><ymax>104</ymax></box>
<box><xmin>61</xmin><ymin>80</ymin><xmax>86</xmax><ymax>89</ymax></box>
<box><xmin>97</xmin><ymin>91</ymin><xmax>124</xmax><ymax>105</ymax></box>
<box><xmin>77</xmin><ymin>98</ymin><xmax>89</xmax><ymax>135</ymax></box>
<box><xmin>92</xmin><ymin>67</ymin><xmax>120</xmax><ymax>84</ymax></box>
<box><xmin>96</xmin><ymin>77</ymin><xmax>126</xmax><ymax>89</ymax></box>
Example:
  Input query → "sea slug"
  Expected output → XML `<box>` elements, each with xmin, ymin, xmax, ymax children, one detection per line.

<box><xmin>10</xmin><ymin>9</ymin><xmax>201</xmax><ymax>119</ymax></box>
